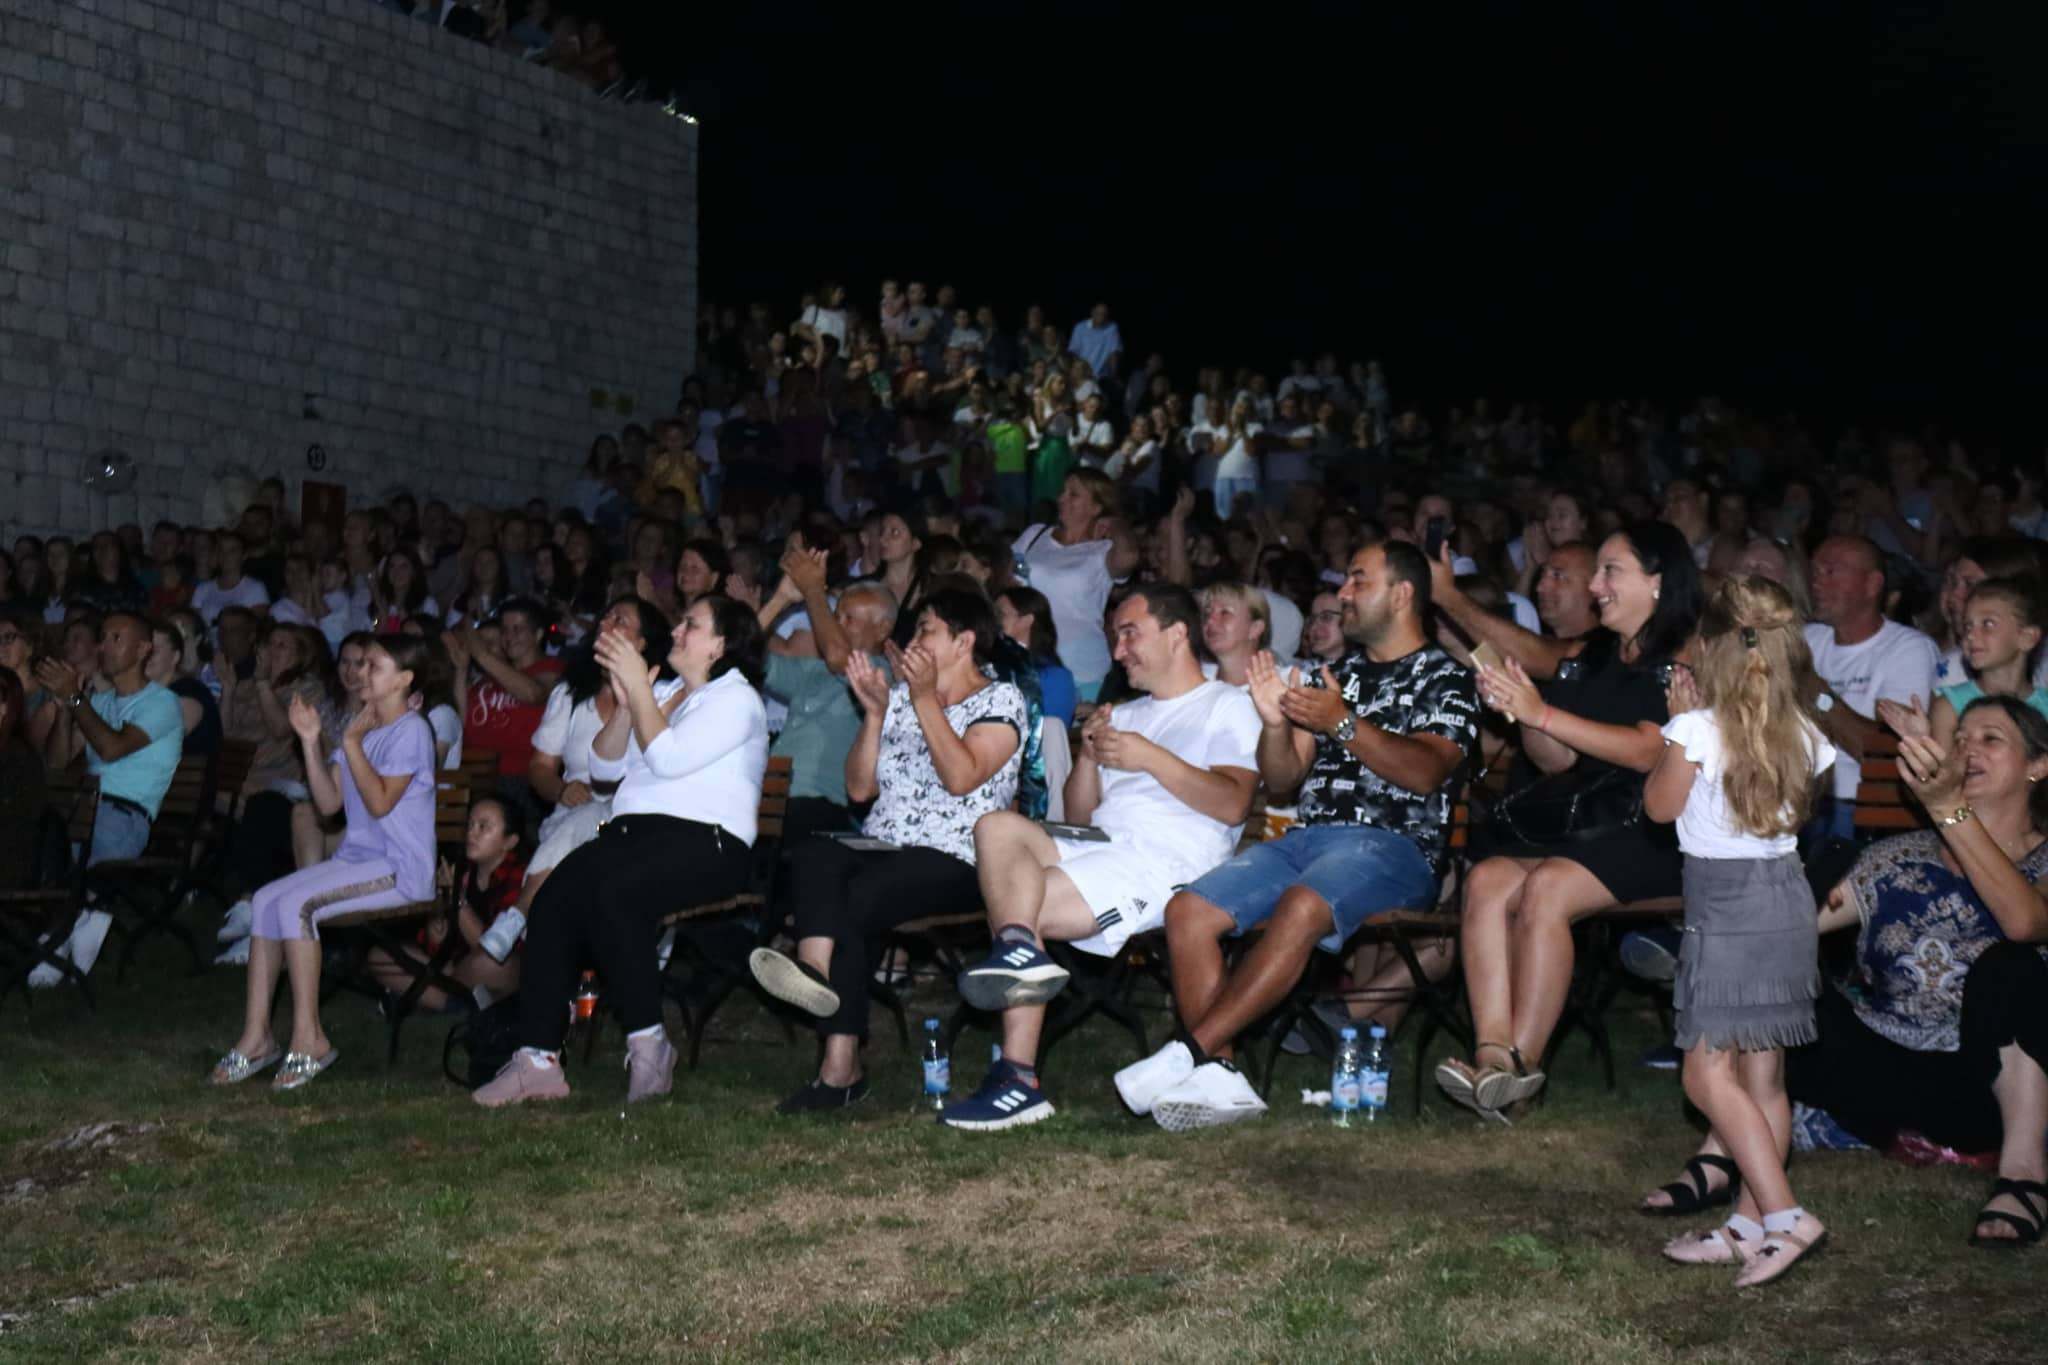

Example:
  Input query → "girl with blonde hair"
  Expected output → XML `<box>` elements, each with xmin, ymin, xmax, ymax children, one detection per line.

<box><xmin>1643</xmin><ymin>576</ymin><xmax>1837</xmax><ymax>1286</ymax></box>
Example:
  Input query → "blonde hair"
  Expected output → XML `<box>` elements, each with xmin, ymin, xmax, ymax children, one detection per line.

<box><xmin>1065</xmin><ymin>467</ymin><xmax>1121</xmax><ymax>521</ymax></box>
<box><xmin>1199</xmin><ymin>581</ymin><xmax>1269</xmax><ymax>646</ymax></box>
<box><xmin>1692</xmin><ymin>576</ymin><xmax>1825</xmax><ymax>838</ymax></box>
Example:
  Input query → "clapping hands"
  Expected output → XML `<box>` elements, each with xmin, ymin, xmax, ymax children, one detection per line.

<box><xmin>1877</xmin><ymin>694</ymin><xmax>1931</xmax><ymax>741</ymax></box>
<box><xmin>845</xmin><ymin>648</ymin><xmax>891</xmax><ymax>716</ymax></box>
<box><xmin>287</xmin><ymin>692</ymin><xmax>325</xmax><ymax>744</ymax></box>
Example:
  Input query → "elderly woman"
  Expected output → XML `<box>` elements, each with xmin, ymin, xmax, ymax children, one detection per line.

<box><xmin>1428</xmin><ymin>522</ymin><xmax>1705</xmax><ymax>1118</ymax></box>
<box><xmin>1642</xmin><ymin>694</ymin><xmax>2048</xmax><ymax>1247</ymax></box>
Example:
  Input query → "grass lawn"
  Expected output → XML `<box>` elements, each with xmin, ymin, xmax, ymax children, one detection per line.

<box><xmin>0</xmin><ymin>950</ymin><xmax>2039</xmax><ymax>1363</ymax></box>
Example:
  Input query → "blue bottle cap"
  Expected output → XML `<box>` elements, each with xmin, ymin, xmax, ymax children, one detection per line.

<box><xmin>1369</xmin><ymin>1024</ymin><xmax>1387</xmax><ymax>1038</ymax></box>
<box><xmin>1339</xmin><ymin>1026</ymin><xmax>1357</xmax><ymax>1040</ymax></box>
<box><xmin>923</xmin><ymin>1017</ymin><xmax>940</xmax><ymax>1030</ymax></box>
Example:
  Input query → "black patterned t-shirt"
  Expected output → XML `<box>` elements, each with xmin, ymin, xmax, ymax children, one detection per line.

<box><xmin>1296</xmin><ymin>645</ymin><xmax>1478</xmax><ymax>872</ymax></box>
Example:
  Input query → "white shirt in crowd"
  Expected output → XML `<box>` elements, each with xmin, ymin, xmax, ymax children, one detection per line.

<box><xmin>426</xmin><ymin>702</ymin><xmax>464</xmax><ymax>770</ymax></box>
<box><xmin>1091</xmin><ymin>681</ymin><xmax>1262</xmax><ymax>876</ymax></box>
<box><xmin>1262</xmin><ymin>589</ymin><xmax>1304</xmax><ymax>661</ymax></box>
<box><xmin>1214</xmin><ymin>424</ymin><xmax>1264</xmax><ymax>485</ymax></box>
<box><xmin>1014</xmin><ymin>524</ymin><xmax>1115</xmax><ymax>686</ymax></box>
<box><xmin>1103</xmin><ymin>439</ymin><xmax>1161</xmax><ymax>492</ymax></box>
<box><xmin>798</xmin><ymin>304</ymin><xmax>847</xmax><ymax>349</ymax></box>
<box><xmin>532</xmin><ymin>683</ymin><xmax>604</xmax><ymax>788</ymax></box>
<box><xmin>190</xmin><ymin>575</ymin><xmax>270</xmax><ymax>626</ymax></box>
<box><xmin>587</xmin><ymin>671</ymin><xmax>770</xmax><ymax>844</ymax></box>
<box><xmin>1804</xmin><ymin>619</ymin><xmax>1940</xmax><ymax>801</ymax></box>
<box><xmin>1071</xmin><ymin>416</ymin><xmax>1114</xmax><ymax>464</ymax></box>
<box><xmin>1263</xmin><ymin>424</ymin><xmax>1316</xmax><ymax>487</ymax></box>
<box><xmin>1662</xmin><ymin>708</ymin><xmax>1836</xmax><ymax>858</ymax></box>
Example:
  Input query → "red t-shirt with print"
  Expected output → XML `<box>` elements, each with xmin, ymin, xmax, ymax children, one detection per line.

<box><xmin>466</xmin><ymin>656</ymin><xmax>565</xmax><ymax>777</ymax></box>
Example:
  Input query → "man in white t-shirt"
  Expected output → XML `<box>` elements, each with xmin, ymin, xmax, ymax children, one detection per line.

<box><xmin>1070</xmin><ymin>393</ymin><xmax>1114</xmax><ymax>467</ymax></box>
<box><xmin>939</xmin><ymin>583</ymin><xmax>1261</xmax><ymax>1131</ymax></box>
<box><xmin>189</xmin><ymin>530</ymin><xmax>271</xmax><ymax>627</ymax></box>
<box><xmin>1260</xmin><ymin>393</ymin><xmax>1317</xmax><ymax>503</ymax></box>
<box><xmin>1804</xmin><ymin>534</ymin><xmax>1939</xmax><ymax>839</ymax></box>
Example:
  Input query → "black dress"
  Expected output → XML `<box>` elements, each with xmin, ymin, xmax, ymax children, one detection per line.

<box><xmin>1469</xmin><ymin>630</ymin><xmax>1680</xmax><ymax>903</ymax></box>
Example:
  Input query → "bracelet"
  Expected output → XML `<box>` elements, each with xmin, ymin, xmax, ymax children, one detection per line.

<box><xmin>1530</xmin><ymin>704</ymin><xmax>1552</xmax><ymax>733</ymax></box>
<box><xmin>1937</xmin><ymin>804</ymin><xmax>1975</xmax><ymax>829</ymax></box>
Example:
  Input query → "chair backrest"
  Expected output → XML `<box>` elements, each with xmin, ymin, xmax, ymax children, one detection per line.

<box><xmin>146</xmin><ymin>750</ymin><xmax>216</xmax><ymax>855</ymax></box>
<box><xmin>213</xmin><ymin>738</ymin><xmax>259</xmax><ymax>812</ymax></box>
<box><xmin>44</xmin><ymin>770</ymin><xmax>102</xmax><ymax>849</ymax></box>
<box><xmin>459</xmin><ymin>749</ymin><xmax>502</xmax><ymax>796</ymax></box>
<box><xmin>1040</xmin><ymin>717</ymin><xmax>1072</xmax><ymax>822</ymax></box>
<box><xmin>1852</xmin><ymin>729</ymin><xmax>1923</xmax><ymax>833</ymax></box>
<box><xmin>432</xmin><ymin>778</ymin><xmax>475</xmax><ymax>851</ymax></box>
<box><xmin>757</xmin><ymin>755</ymin><xmax>793</xmax><ymax>841</ymax></box>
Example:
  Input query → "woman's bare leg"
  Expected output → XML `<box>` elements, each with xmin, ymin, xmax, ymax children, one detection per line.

<box><xmin>1505</xmin><ymin>858</ymin><xmax>1617</xmax><ymax>1064</ymax></box>
<box><xmin>1457</xmin><ymin>856</ymin><xmax>1536</xmax><ymax>1058</ymax></box>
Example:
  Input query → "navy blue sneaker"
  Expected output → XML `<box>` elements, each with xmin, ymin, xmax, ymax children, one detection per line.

<box><xmin>1637</xmin><ymin>1043</ymin><xmax>1683</xmax><ymax>1072</ymax></box>
<box><xmin>938</xmin><ymin>1061</ymin><xmax>1056</xmax><ymax>1131</ymax></box>
<box><xmin>957</xmin><ymin>939</ymin><xmax>1070</xmax><ymax>1011</ymax></box>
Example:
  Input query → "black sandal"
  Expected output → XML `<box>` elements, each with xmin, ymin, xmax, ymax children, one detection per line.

<box><xmin>1642</xmin><ymin>1153</ymin><xmax>1741</xmax><ymax>1218</ymax></box>
<box><xmin>1970</xmin><ymin>1177</ymin><xmax>2047</xmax><ymax>1250</ymax></box>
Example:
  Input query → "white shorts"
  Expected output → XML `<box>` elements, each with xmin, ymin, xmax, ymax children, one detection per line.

<box><xmin>1051</xmin><ymin>836</ymin><xmax>1196</xmax><ymax>959</ymax></box>
<box><xmin>529</xmin><ymin>796</ymin><xmax>611</xmax><ymax>875</ymax></box>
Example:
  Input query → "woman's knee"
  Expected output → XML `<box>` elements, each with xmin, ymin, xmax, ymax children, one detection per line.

<box><xmin>1460</xmin><ymin>859</ymin><xmax>1524</xmax><ymax>922</ymax></box>
<box><xmin>1519</xmin><ymin>862</ymin><xmax>1608</xmax><ymax>927</ymax></box>
<box><xmin>973</xmin><ymin>810</ymin><xmax>1031</xmax><ymax>857</ymax></box>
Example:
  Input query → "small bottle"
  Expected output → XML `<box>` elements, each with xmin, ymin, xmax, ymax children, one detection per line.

<box><xmin>573</xmin><ymin>970</ymin><xmax>601</xmax><ymax>1024</ymax></box>
<box><xmin>1360</xmin><ymin>1024</ymin><xmax>1390</xmax><ymax>1123</ymax></box>
<box><xmin>921</xmin><ymin>1018</ymin><xmax>950</xmax><ymax>1110</ymax></box>
<box><xmin>478</xmin><ymin>908</ymin><xmax>525</xmax><ymax>963</ymax></box>
<box><xmin>1330</xmin><ymin>1026</ymin><xmax>1363</xmax><ymax>1129</ymax></box>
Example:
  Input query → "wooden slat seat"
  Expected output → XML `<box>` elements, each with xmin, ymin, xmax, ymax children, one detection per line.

<box><xmin>0</xmin><ymin>775</ymin><xmax>101</xmax><ymax>1009</ymax></box>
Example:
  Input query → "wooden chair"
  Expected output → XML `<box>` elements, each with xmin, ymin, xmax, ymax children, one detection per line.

<box><xmin>655</xmin><ymin>756</ymin><xmax>795</xmax><ymax>1067</ymax></box>
<box><xmin>317</xmin><ymin>779</ymin><xmax>476</xmax><ymax>1064</ymax></box>
<box><xmin>0</xmin><ymin>774</ymin><xmax>101</xmax><ymax>1010</ymax></box>
<box><xmin>457</xmin><ymin>749</ymin><xmax>503</xmax><ymax>799</ymax></box>
<box><xmin>1853</xmin><ymin>730</ymin><xmax>1923</xmax><ymax>834</ymax></box>
<box><xmin>90</xmin><ymin>748</ymin><xmax>221</xmax><ymax>979</ymax></box>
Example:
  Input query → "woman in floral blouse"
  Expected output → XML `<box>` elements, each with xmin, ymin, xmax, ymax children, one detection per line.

<box><xmin>1642</xmin><ymin>695</ymin><xmax>2048</xmax><ymax>1248</ymax></box>
<box><xmin>748</xmin><ymin>588</ymin><xmax>1027</xmax><ymax>1114</ymax></box>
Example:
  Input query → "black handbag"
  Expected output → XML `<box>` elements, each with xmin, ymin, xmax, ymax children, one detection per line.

<box><xmin>1488</xmin><ymin>765</ymin><xmax>1646</xmax><ymax>845</ymax></box>
<box><xmin>444</xmin><ymin>996</ymin><xmax>522</xmax><ymax>1088</ymax></box>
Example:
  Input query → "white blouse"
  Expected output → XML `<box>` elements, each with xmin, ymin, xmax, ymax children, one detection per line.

<box><xmin>588</xmin><ymin>671</ymin><xmax>770</xmax><ymax>845</ymax></box>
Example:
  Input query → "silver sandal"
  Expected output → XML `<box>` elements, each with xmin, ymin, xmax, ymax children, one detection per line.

<box><xmin>209</xmin><ymin>1046</ymin><xmax>283</xmax><ymax>1086</ymax></box>
<box><xmin>271</xmin><ymin>1049</ymin><xmax>339</xmax><ymax>1091</ymax></box>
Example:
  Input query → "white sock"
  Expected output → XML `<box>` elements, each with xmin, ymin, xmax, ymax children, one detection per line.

<box><xmin>626</xmin><ymin>1024</ymin><xmax>664</xmax><ymax>1044</ymax></box>
<box><xmin>1762</xmin><ymin>1206</ymin><xmax>1805</xmax><ymax>1235</ymax></box>
<box><xmin>520</xmin><ymin>1047</ymin><xmax>559</xmax><ymax>1069</ymax></box>
<box><xmin>1725</xmin><ymin>1213</ymin><xmax>1764</xmax><ymax>1241</ymax></box>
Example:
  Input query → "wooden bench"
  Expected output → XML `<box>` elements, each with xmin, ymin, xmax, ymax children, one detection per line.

<box><xmin>0</xmin><ymin>774</ymin><xmax>101</xmax><ymax>1010</ymax></box>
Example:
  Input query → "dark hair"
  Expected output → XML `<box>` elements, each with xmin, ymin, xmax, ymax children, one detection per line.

<box><xmin>493</xmin><ymin>595</ymin><xmax>553</xmax><ymax>635</ymax></box>
<box><xmin>1379</xmin><ymin>540</ymin><xmax>1433</xmax><ymax>618</ymax></box>
<box><xmin>376</xmin><ymin>547</ymin><xmax>429</xmax><ymax>615</ymax></box>
<box><xmin>368</xmin><ymin>632</ymin><xmax>433</xmax><ymax>700</ymax></box>
<box><xmin>149</xmin><ymin>615</ymin><xmax>185</xmax><ymax>662</ymax></box>
<box><xmin>0</xmin><ymin>664</ymin><xmax>24</xmax><ymax>751</ymax></box>
<box><xmin>1611</xmin><ymin>521</ymin><xmax>1703</xmax><ymax>661</ymax></box>
<box><xmin>338</xmin><ymin>629</ymin><xmax>377</xmax><ymax>659</ymax></box>
<box><xmin>697</xmin><ymin>594</ymin><xmax>765</xmax><ymax>689</ymax></box>
<box><xmin>996</xmin><ymin>586</ymin><xmax>1059</xmax><ymax>661</ymax></box>
<box><xmin>917</xmin><ymin>587</ymin><xmax>1001</xmax><ymax>668</ymax></box>
<box><xmin>1125</xmin><ymin>580</ymin><xmax>1202</xmax><ymax>646</ymax></box>
<box><xmin>471</xmin><ymin>793</ymin><xmax>525</xmax><ymax>850</ymax></box>
<box><xmin>564</xmin><ymin>596</ymin><xmax>672</xmax><ymax>705</ymax></box>
<box><xmin>1958</xmin><ymin>695</ymin><xmax>2048</xmax><ymax>831</ymax></box>
<box><xmin>678</xmin><ymin>537</ymin><xmax>731</xmax><ymax>590</ymax></box>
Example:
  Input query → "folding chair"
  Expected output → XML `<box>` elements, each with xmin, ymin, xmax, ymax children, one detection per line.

<box><xmin>90</xmin><ymin>749</ymin><xmax>221</xmax><ymax>979</ymax></box>
<box><xmin>0</xmin><ymin>773</ymin><xmax>101</xmax><ymax>1010</ymax></box>
<box><xmin>318</xmin><ymin>780</ymin><xmax>477</xmax><ymax>1063</ymax></box>
<box><xmin>656</xmin><ymin>756</ymin><xmax>795</xmax><ymax>1067</ymax></box>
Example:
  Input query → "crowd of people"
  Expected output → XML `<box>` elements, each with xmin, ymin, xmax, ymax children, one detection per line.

<box><xmin>5</xmin><ymin>281</ymin><xmax>2047</xmax><ymax>1284</ymax></box>
<box><xmin>371</xmin><ymin>0</ymin><xmax>652</xmax><ymax>101</ymax></box>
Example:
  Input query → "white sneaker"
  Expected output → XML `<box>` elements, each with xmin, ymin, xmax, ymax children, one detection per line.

<box><xmin>1114</xmin><ymin>1040</ymin><xmax>1197</xmax><ymax>1116</ymax></box>
<box><xmin>1151</xmin><ymin>1061</ymin><xmax>1269</xmax><ymax>1133</ymax></box>
<box><xmin>214</xmin><ymin>938</ymin><xmax>251</xmax><ymax>967</ymax></box>
<box><xmin>28</xmin><ymin>909</ymin><xmax>114</xmax><ymax>988</ymax></box>
<box><xmin>217</xmin><ymin>899</ymin><xmax>254</xmax><ymax>944</ymax></box>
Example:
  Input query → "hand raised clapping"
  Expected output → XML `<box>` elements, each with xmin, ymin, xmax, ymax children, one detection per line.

<box><xmin>1876</xmin><ymin>694</ymin><xmax>1930</xmax><ymax>741</ymax></box>
<box><xmin>845</xmin><ymin>648</ymin><xmax>891</xmax><ymax>717</ymax></box>
<box><xmin>1476</xmin><ymin>656</ymin><xmax>1544</xmax><ymax>727</ymax></box>
<box><xmin>1246</xmin><ymin>650</ymin><xmax>1295</xmax><ymax>728</ymax></box>
<box><xmin>288</xmin><ymin>692</ymin><xmax>325</xmax><ymax>744</ymax></box>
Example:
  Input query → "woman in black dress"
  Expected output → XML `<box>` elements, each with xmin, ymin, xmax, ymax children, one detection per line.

<box><xmin>1427</xmin><ymin>521</ymin><xmax>1703</xmax><ymax>1116</ymax></box>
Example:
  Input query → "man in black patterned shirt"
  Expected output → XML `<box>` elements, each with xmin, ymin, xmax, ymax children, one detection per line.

<box><xmin>1115</xmin><ymin>541</ymin><xmax>1479</xmax><ymax>1129</ymax></box>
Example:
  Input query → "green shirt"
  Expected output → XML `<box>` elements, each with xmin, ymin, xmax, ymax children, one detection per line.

<box><xmin>987</xmin><ymin>420</ymin><xmax>1028</xmax><ymax>475</ymax></box>
<box><xmin>767</xmin><ymin>651</ymin><xmax>884</xmax><ymax>805</ymax></box>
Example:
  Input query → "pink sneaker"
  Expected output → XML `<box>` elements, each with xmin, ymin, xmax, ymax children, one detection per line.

<box><xmin>472</xmin><ymin>1050</ymin><xmax>572</xmax><ymax>1108</ymax></box>
<box><xmin>625</xmin><ymin>1031</ymin><xmax>677</xmax><ymax>1103</ymax></box>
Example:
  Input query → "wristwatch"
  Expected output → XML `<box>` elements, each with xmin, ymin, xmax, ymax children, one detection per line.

<box><xmin>68</xmin><ymin>690</ymin><xmax>88</xmax><ymax>709</ymax></box>
<box><xmin>1331</xmin><ymin>714</ymin><xmax>1357</xmax><ymax>743</ymax></box>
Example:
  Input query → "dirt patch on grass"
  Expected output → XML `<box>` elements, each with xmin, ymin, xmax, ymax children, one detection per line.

<box><xmin>0</xmin><ymin>1121</ymin><xmax>167</xmax><ymax>1205</ymax></box>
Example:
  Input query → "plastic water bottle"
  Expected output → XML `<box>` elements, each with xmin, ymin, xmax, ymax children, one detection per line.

<box><xmin>921</xmin><ymin>1018</ymin><xmax>950</xmax><ymax>1110</ymax></box>
<box><xmin>1361</xmin><ymin>1024</ymin><xmax>1390</xmax><ymax>1123</ymax></box>
<box><xmin>1331</xmin><ymin>1026</ymin><xmax>1362</xmax><ymax>1128</ymax></box>
<box><xmin>1010</xmin><ymin>551</ymin><xmax>1031</xmax><ymax>586</ymax></box>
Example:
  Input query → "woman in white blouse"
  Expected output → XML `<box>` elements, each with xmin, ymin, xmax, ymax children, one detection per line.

<box><xmin>749</xmin><ymin>588</ymin><xmax>1027</xmax><ymax>1112</ymax></box>
<box><xmin>1012</xmin><ymin>468</ymin><xmax>1142</xmax><ymax>702</ymax></box>
<box><xmin>473</xmin><ymin>595</ymin><xmax>768</xmax><ymax>1109</ymax></box>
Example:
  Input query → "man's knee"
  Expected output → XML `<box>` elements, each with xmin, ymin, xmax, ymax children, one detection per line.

<box><xmin>1166</xmin><ymin>890</ymin><xmax>1232</xmax><ymax>943</ymax></box>
<box><xmin>1270</xmin><ymin>885</ymin><xmax>1334</xmax><ymax>941</ymax></box>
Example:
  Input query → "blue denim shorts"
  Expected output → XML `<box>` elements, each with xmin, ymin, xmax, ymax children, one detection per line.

<box><xmin>1185</xmin><ymin>824</ymin><xmax>1438</xmax><ymax>952</ymax></box>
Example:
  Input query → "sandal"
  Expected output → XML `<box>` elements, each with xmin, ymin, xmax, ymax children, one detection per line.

<box><xmin>1661</xmin><ymin>1225</ymin><xmax>1752</xmax><ymax>1266</ymax></box>
<box><xmin>1436</xmin><ymin>1043</ymin><xmax>1514</xmax><ymax>1125</ymax></box>
<box><xmin>208</xmin><ymin>1045</ymin><xmax>283</xmax><ymax>1086</ymax></box>
<box><xmin>1642</xmin><ymin>1153</ymin><xmax>1741</xmax><ymax>1217</ymax></box>
<box><xmin>1969</xmin><ymin>1177</ymin><xmax>2047</xmax><ymax>1250</ymax></box>
<box><xmin>1734</xmin><ymin>1215</ymin><xmax>1826</xmax><ymax>1288</ymax></box>
<box><xmin>1472</xmin><ymin>1042</ymin><xmax>1546</xmax><ymax>1112</ymax></box>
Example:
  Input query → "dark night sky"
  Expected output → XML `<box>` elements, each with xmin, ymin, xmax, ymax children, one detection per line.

<box><xmin>619</xmin><ymin>2</ymin><xmax>2041</xmax><ymax>435</ymax></box>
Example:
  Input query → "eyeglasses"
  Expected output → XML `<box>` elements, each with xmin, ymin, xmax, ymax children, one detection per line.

<box><xmin>1309</xmin><ymin>611</ymin><xmax>1342</xmax><ymax>624</ymax></box>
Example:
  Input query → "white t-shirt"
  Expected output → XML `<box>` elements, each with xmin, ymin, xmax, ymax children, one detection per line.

<box><xmin>1214</xmin><ymin>425</ymin><xmax>1265</xmax><ymax>484</ymax></box>
<box><xmin>1804</xmin><ymin>619</ymin><xmax>1940</xmax><ymax>800</ymax></box>
<box><xmin>1263</xmin><ymin>424</ymin><xmax>1316</xmax><ymax>486</ymax></box>
<box><xmin>427</xmin><ymin>702</ymin><xmax>464</xmax><ymax>770</ymax></box>
<box><xmin>1262</xmin><ymin>589</ymin><xmax>1304</xmax><ymax>661</ymax></box>
<box><xmin>1014</xmin><ymin>525</ymin><xmax>1114</xmax><ymax>686</ymax></box>
<box><xmin>1091</xmin><ymin>681</ymin><xmax>1262</xmax><ymax>878</ymax></box>
<box><xmin>1662</xmin><ymin>708</ymin><xmax>1835</xmax><ymax>857</ymax></box>
<box><xmin>191</xmin><ymin>575</ymin><xmax>270</xmax><ymax>626</ymax></box>
<box><xmin>531</xmin><ymin>682</ymin><xmax>604</xmax><ymax>786</ymax></box>
<box><xmin>1104</xmin><ymin>439</ymin><xmax>1161</xmax><ymax>492</ymax></box>
<box><xmin>798</xmin><ymin>304</ymin><xmax>847</xmax><ymax>348</ymax></box>
<box><xmin>268</xmin><ymin>597</ymin><xmax>316</xmax><ymax>628</ymax></box>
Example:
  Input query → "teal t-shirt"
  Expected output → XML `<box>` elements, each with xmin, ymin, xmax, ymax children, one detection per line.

<box><xmin>767</xmin><ymin>651</ymin><xmax>889</xmax><ymax>806</ymax></box>
<box><xmin>88</xmin><ymin>682</ymin><xmax>184</xmax><ymax>818</ymax></box>
<box><xmin>1938</xmin><ymin>680</ymin><xmax>2048</xmax><ymax>723</ymax></box>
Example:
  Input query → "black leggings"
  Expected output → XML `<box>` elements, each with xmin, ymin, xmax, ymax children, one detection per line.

<box><xmin>517</xmin><ymin>814</ymin><xmax>750</xmax><ymax>1051</ymax></box>
<box><xmin>784</xmin><ymin>837</ymin><xmax>982</xmax><ymax>1039</ymax></box>
<box><xmin>1787</xmin><ymin>942</ymin><xmax>2048</xmax><ymax>1153</ymax></box>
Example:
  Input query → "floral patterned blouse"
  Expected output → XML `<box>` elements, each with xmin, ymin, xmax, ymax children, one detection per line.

<box><xmin>1845</xmin><ymin>830</ymin><xmax>2048</xmax><ymax>1052</ymax></box>
<box><xmin>860</xmin><ymin>676</ymin><xmax>1028</xmax><ymax>863</ymax></box>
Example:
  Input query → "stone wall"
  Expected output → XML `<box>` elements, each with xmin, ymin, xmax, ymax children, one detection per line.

<box><xmin>0</xmin><ymin>0</ymin><xmax>697</xmax><ymax>539</ymax></box>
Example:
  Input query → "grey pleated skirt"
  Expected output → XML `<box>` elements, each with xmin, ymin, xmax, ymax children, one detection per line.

<box><xmin>1673</xmin><ymin>853</ymin><xmax>1819</xmax><ymax>1052</ymax></box>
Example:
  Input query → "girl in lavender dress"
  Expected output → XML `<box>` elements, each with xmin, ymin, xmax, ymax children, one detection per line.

<box><xmin>209</xmin><ymin>634</ymin><xmax>439</xmax><ymax>1091</ymax></box>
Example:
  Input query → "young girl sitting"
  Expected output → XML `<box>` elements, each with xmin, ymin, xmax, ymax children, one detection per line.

<box><xmin>208</xmin><ymin>634</ymin><xmax>440</xmax><ymax>1091</ymax></box>
<box><xmin>1885</xmin><ymin>578</ymin><xmax>2048</xmax><ymax>749</ymax></box>
<box><xmin>1644</xmin><ymin>577</ymin><xmax>1837</xmax><ymax>1287</ymax></box>
<box><xmin>367</xmin><ymin>794</ymin><xmax>526</xmax><ymax>1014</ymax></box>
